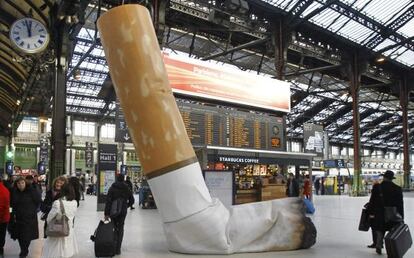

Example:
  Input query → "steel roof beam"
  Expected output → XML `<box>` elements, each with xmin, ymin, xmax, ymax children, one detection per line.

<box><xmin>292</xmin><ymin>0</ymin><xmax>338</xmax><ymax>27</ymax></box>
<box><xmin>329</xmin><ymin>1</ymin><xmax>414</xmax><ymax>52</ymax></box>
<box><xmin>333</xmin><ymin>109</ymin><xmax>374</xmax><ymax>133</ymax></box>
<box><xmin>360</xmin><ymin>82</ymin><xmax>394</xmax><ymax>89</ymax></box>
<box><xmin>67</xmin><ymin>93</ymin><xmax>106</xmax><ymax>102</ymax></box>
<box><xmin>322</xmin><ymin>103</ymin><xmax>352</xmax><ymax>127</ymax></box>
<box><xmin>361</xmin><ymin>113</ymin><xmax>394</xmax><ymax>134</ymax></box>
<box><xmin>289</xmin><ymin>97</ymin><xmax>335</xmax><ymax>128</ymax></box>
<box><xmin>284</xmin><ymin>64</ymin><xmax>342</xmax><ymax>77</ymax></box>
<box><xmin>68</xmin><ymin>42</ymin><xmax>98</xmax><ymax>79</ymax></box>
<box><xmin>288</xmin><ymin>0</ymin><xmax>315</xmax><ymax>23</ymax></box>
<box><xmin>364</xmin><ymin>5</ymin><xmax>414</xmax><ymax>50</ymax></box>
<box><xmin>201</xmin><ymin>37</ymin><xmax>269</xmax><ymax>61</ymax></box>
<box><xmin>367</xmin><ymin>118</ymin><xmax>402</xmax><ymax>139</ymax></box>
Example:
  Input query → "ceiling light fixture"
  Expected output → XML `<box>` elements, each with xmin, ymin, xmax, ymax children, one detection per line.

<box><xmin>376</xmin><ymin>56</ymin><xmax>386</xmax><ymax>63</ymax></box>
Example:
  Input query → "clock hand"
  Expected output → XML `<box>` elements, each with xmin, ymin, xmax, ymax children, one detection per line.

<box><xmin>24</xmin><ymin>20</ymin><xmax>31</xmax><ymax>38</ymax></box>
<box><xmin>28</xmin><ymin>20</ymin><xmax>32</xmax><ymax>38</ymax></box>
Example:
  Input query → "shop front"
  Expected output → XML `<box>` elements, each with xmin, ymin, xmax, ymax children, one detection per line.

<box><xmin>196</xmin><ymin>146</ymin><xmax>316</xmax><ymax>204</ymax></box>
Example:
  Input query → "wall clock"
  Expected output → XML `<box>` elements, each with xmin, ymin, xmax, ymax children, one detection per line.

<box><xmin>9</xmin><ymin>17</ymin><xmax>50</xmax><ymax>54</ymax></box>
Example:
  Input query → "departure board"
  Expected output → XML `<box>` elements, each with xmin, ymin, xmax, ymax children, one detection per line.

<box><xmin>177</xmin><ymin>102</ymin><xmax>284</xmax><ymax>150</ymax></box>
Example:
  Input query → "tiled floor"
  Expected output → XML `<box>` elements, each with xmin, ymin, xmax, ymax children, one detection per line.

<box><xmin>4</xmin><ymin>192</ymin><xmax>414</xmax><ymax>258</ymax></box>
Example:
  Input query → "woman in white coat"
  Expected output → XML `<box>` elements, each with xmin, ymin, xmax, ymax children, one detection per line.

<box><xmin>41</xmin><ymin>183</ymin><xmax>79</xmax><ymax>258</ymax></box>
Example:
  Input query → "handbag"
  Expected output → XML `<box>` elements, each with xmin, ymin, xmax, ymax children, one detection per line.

<box><xmin>110</xmin><ymin>198</ymin><xmax>124</xmax><ymax>218</ymax></box>
<box><xmin>358</xmin><ymin>208</ymin><xmax>370</xmax><ymax>231</ymax></box>
<box><xmin>7</xmin><ymin>212</ymin><xmax>17</xmax><ymax>240</ymax></box>
<box><xmin>46</xmin><ymin>199</ymin><xmax>70</xmax><ymax>237</ymax></box>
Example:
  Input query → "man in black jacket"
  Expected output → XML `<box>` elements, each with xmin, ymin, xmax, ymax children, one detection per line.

<box><xmin>104</xmin><ymin>175</ymin><xmax>134</xmax><ymax>255</ymax></box>
<box><xmin>286</xmin><ymin>173</ymin><xmax>299</xmax><ymax>197</ymax></box>
<box><xmin>367</xmin><ymin>170</ymin><xmax>404</xmax><ymax>255</ymax></box>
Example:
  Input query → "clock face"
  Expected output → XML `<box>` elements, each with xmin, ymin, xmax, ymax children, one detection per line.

<box><xmin>272</xmin><ymin>126</ymin><xmax>280</xmax><ymax>135</ymax></box>
<box><xmin>9</xmin><ymin>18</ymin><xmax>50</xmax><ymax>54</ymax></box>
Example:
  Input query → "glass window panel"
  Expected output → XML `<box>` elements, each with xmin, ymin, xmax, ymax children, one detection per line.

<box><xmin>360</xmin><ymin>0</ymin><xmax>411</xmax><ymax>23</ymax></box>
<box><xmin>336</xmin><ymin>20</ymin><xmax>376</xmax><ymax>43</ymax></box>
<box><xmin>398</xmin><ymin>18</ymin><xmax>414</xmax><ymax>37</ymax></box>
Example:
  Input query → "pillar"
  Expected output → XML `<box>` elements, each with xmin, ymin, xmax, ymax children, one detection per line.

<box><xmin>346</xmin><ymin>51</ymin><xmax>365</xmax><ymax>196</ymax></box>
<box><xmin>273</xmin><ymin>18</ymin><xmax>290</xmax><ymax>80</ymax></box>
<box><xmin>400</xmin><ymin>77</ymin><xmax>410</xmax><ymax>189</ymax></box>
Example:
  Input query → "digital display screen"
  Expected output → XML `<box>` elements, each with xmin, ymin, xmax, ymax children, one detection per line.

<box><xmin>323</xmin><ymin>159</ymin><xmax>346</xmax><ymax>168</ymax></box>
<box><xmin>323</xmin><ymin>160</ymin><xmax>337</xmax><ymax>168</ymax></box>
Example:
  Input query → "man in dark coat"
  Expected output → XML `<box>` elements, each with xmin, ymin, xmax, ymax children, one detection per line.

<box><xmin>11</xmin><ymin>177</ymin><xmax>41</xmax><ymax>258</ymax></box>
<box><xmin>367</xmin><ymin>170</ymin><xmax>404</xmax><ymax>255</ymax></box>
<box><xmin>286</xmin><ymin>173</ymin><xmax>299</xmax><ymax>197</ymax></box>
<box><xmin>104</xmin><ymin>175</ymin><xmax>135</xmax><ymax>255</ymax></box>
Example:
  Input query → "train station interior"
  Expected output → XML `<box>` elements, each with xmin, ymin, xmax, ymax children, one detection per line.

<box><xmin>1</xmin><ymin>0</ymin><xmax>414</xmax><ymax>257</ymax></box>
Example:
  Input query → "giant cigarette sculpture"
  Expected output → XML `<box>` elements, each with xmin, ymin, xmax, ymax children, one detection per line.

<box><xmin>98</xmin><ymin>4</ymin><xmax>316</xmax><ymax>254</ymax></box>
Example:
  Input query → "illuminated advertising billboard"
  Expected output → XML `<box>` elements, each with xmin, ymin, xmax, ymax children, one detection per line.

<box><xmin>163</xmin><ymin>54</ymin><xmax>291</xmax><ymax>113</ymax></box>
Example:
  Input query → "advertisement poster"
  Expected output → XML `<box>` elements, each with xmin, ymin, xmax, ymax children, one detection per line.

<box><xmin>85</xmin><ymin>142</ymin><xmax>93</xmax><ymax>168</ymax></box>
<box><xmin>100</xmin><ymin>170</ymin><xmax>115</xmax><ymax>195</ymax></box>
<box><xmin>164</xmin><ymin>54</ymin><xmax>291</xmax><ymax>113</ymax></box>
<box><xmin>204</xmin><ymin>171</ymin><xmax>234</xmax><ymax>208</ymax></box>
<box><xmin>303</xmin><ymin>123</ymin><xmax>324</xmax><ymax>157</ymax></box>
<box><xmin>97</xmin><ymin>144</ymin><xmax>117</xmax><ymax>210</ymax></box>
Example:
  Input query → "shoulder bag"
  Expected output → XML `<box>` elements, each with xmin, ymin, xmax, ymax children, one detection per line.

<box><xmin>46</xmin><ymin>199</ymin><xmax>70</xmax><ymax>237</ymax></box>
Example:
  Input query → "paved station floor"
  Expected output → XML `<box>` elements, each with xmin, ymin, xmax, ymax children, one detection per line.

<box><xmin>4</xmin><ymin>192</ymin><xmax>414</xmax><ymax>258</ymax></box>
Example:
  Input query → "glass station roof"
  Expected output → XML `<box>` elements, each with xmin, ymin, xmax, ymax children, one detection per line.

<box><xmin>64</xmin><ymin>0</ymin><xmax>414</xmax><ymax>149</ymax></box>
<box><xmin>262</xmin><ymin>0</ymin><xmax>414</xmax><ymax>66</ymax></box>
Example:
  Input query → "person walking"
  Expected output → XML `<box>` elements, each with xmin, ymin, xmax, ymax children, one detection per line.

<box><xmin>41</xmin><ymin>184</ymin><xmax>79</xmax><ymax>258</ymax></box>
<box><xmin>26</xmin><ymin>174</ymin><xmax>42</xmax><ymax>196</ymax></box>
<box><xmin>367</xmin><ymin>170</ymin><xmax>404</xmax><ymax>255</ymax></box>
<box><xmin>303</xmin><ymin>175</ymin><xmax>312</xmax><ymax>199</ymax></box>
<box><xmin>80</xmin><ymin>175</ymin><xmax>86</xmax><ymax>201</ymax></box>
<box><xmin>10</xmin><ymin>177</ymin><xmax>41</xmax><ymax>258</ymax></box>
<box><xmin>286</xmin><ymin>173</ymin><xmax>299</xmax><ymax>197</ymax></box>
<box><xmin>40</xmin><ymin>176</ymin><xmax>67</xmax><ymax>238</ymax></box>
<box><xmin>104</xmin><ymin>175</ymin><xmax>135</xmax><ymax>255</ymax></box>
<box><xmin>0</xmin><ymin>178</ymin><xmax>10</xmax><ymax>258</ymax></box>
<box><xmin>314</xmin><ymin>178</ymin><xmax>320</xmax><ymax>195</ymax></box>
<box><xmin>125</xmin><ymin>176</ymin><xmax>135</xmax><ymax>210</ymax></box>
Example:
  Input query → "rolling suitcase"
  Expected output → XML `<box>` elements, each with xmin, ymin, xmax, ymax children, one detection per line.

<box><xmin>384</xmin><ymin>223</ymin><xmax>412</xmax><ymax>258</ymax></box>
<box><xmin>92</xmin><ymin>220</ymin><xmax>116</xmax><ymax>258</ymax></box>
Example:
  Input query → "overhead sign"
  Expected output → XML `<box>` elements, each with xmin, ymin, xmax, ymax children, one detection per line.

<box><xmin>217</xmin><ymin>156</ymin><xmax>260</xmax><ymax>164</ymax></box>
<box><xmin>5</xmin><ymin>161</ymin><xmax>13</xmax><ymax>175</ymax></box>
<box><xmin>85</xmin><ymin>142</ymin><xmax>93</xmax><ymax>168</ymax></box>
<box><xmin>303</xmin><ymin>123</ymin><xmax>324</xmax><ymax>158</ymax></box>
<box><xmin>97</xmin><ymin>144</ymin><xmax>117</xmax><ymax>211</ymax></box>
<box><xmin>39</xmin><ymin>136</ymin><xmax>48</xmax><ymax>164</ymax></box>
<box><xmin>164</xmin><ymin>53</ymin><xmax>291</xmax><ymax>113</ymax></box>
<box><xmin>323</xmin><ymin>159</ymin><xmax>346</xmax><ymax>169</ymax></box>
<box><xmin>115</xmin><ymin>101</ymin><xmax>133</xmax><ymax>143</ymax></box>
